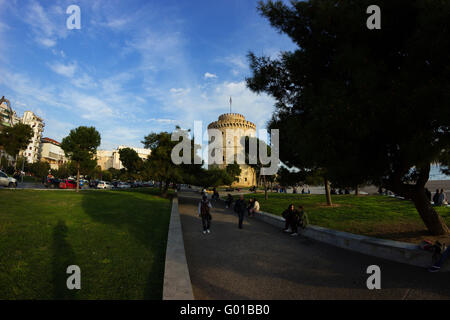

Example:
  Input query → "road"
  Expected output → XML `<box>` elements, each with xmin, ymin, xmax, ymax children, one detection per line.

<box><xmin>178</xmin><ymin>190</ymin><xmax>450</xmax><ymax>300</ymax></box>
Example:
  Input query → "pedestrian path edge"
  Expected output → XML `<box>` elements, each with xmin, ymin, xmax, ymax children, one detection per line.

<box><xmin>163</xmin><ymin>196</ymin><xmax>195</xmax><ymax>300</ymax></box>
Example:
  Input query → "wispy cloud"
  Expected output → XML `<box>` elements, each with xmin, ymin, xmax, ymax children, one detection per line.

<box><xmin>204</xmin><ymin>72</ymin><xmax>218</xmax><ymax>79</ymax></box>
<box><xmin>48</xmin><ymin>61</ymin><xmax>77</xmax><ymax>78</ymax></box>
<box><xmin>22</xmin><ymin>1</ymin><xmax>68</xmax><ymax>48</ymax></box>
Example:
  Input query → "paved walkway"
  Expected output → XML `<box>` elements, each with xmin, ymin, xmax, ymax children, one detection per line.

<box><xmin>178</xmin><ymin>190</ymin><xmax>450</xmax><ymax>300</ymax></box>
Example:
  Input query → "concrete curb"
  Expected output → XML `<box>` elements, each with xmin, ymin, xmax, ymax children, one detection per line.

<box><xmin>254</xmin><ymin>210</ymin><xmax>450</xmax><ymax>271</ymax></box>
<box><xmin>163</xmin><ymin>196</ymin><xmax>194</xmax><ymax>300</ymax></box>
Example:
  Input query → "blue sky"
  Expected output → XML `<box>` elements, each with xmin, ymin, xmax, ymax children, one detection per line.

<box><xmin>0</xmin><ymin>0</ymin><xmax>296</xmax><ymax>150</ymax></box>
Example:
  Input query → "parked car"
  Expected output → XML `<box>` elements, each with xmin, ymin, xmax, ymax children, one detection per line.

<box><xmin>131</xmin><ymin>181</ymin><xmax>143</xmax><ymax>188</ymax></box>
<box><xmin>97</xmin><ymin>181</ymin><xmax>112</xmax><ymax>189</ymax></box>
<box><xmin>89</xmin><ymin>180</ymin><xmax>99</xmax><ymax>188</ymax></box>
<box><xmin>117</xmin><ymin>182</ymin><xmax>131</xmax><ymax>189</ymax></box>
<box><xmin>59</xmin><ymin>179</ymin><xmax>79</xmax><ymax>189</ymax></box>
<box><xmin>0</xmin><ymin>171</ymin><xmax>17</xmax><ymax>188</ymax></box>
<box><xmin>142</xmin><ymin>181</ymin><xmax>154</xmax><ymax>187</ymax></box>
<box><xmin>45</xmin><ymin>177</ymin><xmax>61</xmax><ymax>189</ymax></box>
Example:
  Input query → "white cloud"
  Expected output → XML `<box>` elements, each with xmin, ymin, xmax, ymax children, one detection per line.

<box><xmin>48</xmin><ymin>62</ymin><xmax>77</xmax><ymax>78</ymax></box>
<box><xmin>146</xmin><ymin>118</ymin><xmax>179</xmax><ymax>124</ymax></box>
<box><xmin>71</xmin><ymin>73</ymin><xmax>97</xmax><ymax>89</ymax></box>
<box><xmin>22</xmin><ymin>2</ymin><xmax>68</xmax><ymax>48</ymax></box>
<box><xmin>125</xmin><ymin>31</ymin><xmax>186</xmax><ymax>72</ymax></box>
<box><xmin>38</xmin><ymin>38</ymin><xmax>57</xmax><ymax>48</ymax></box>
<box><xmin>170</xmin><ymin>88</ymin><xmax>191</xmax><ymax>95</ymax></box>
<box><xmin>204</xmin><ymin>72</ymin><xmax>218</xmax><ymax>79</ymax></box>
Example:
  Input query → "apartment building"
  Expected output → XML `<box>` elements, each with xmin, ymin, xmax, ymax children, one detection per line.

<box><xmin>39</xmin><ymin>137</ymin><xmax>67</xmax><ymax>170</ymax></box>
<box><xmin>21</xmin><ymin>111</ymin><xmax>45</xmax><ymax>164</ymax></box>
<box><xmin>97</xmin><ymin>146</ymin><xmax>151</xmax><ymax>170</ymax></box>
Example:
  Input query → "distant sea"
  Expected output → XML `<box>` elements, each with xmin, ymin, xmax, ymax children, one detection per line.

<box><xmin>430</xmin><ymin>164</ymin><xmax>450</xmax><ymax>181</ymax></box>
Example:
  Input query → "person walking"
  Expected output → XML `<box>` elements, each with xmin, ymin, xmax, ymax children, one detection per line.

<box><xmin>225</xmin><ymin>193</ymin><xmax>233</xmax><ymax>208</ymax></box>
<box><xmin>234</xmin><ymin>195</ymin><xmax>247</xmax><ymax>229</ymax></box>
<box><xmin>198</xmin><ymin>195</ymin><xmax>212</xmax><ymax>234</ymax></box>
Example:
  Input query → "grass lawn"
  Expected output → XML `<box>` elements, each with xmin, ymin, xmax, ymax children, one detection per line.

<box><xmin>244</xmin><ymin>193</ymin><xmax>450</xmax><ymax>243</ymax></box>
<box><xmin>0</xmin><ymin>188</ymin><xmax>171</xmax><ymax>299</ymax></box>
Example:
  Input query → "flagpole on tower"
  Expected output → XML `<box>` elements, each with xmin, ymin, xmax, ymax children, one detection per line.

<box><xmin>229</xmin><ymin>96</ymin><xmax>232</xmax><ymax>113</ymax></box>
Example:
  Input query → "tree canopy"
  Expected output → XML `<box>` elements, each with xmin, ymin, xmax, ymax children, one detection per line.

<box><xmin>60</xmin><ymin>126</ymin><xmax>101</xmax><ymax>191</ymax></box>
<box><xmin>0</xmin><ymin>123</ymin><xmax>33</xmax><ymax>166</ymax></box>
<box><xmin>119</xmin><ymin>147</ymin><xmax>143</xmax><ymax>174</ymax></box>
<box><xmin>247</xmin><ymin>0</ymin><xmax>450</xmax><ymax>234</ymax></box>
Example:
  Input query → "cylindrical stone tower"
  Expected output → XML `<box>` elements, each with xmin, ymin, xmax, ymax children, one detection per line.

<box><xmin>207</xmin><ymin>113</ymin><xmax>256</xmax><ymax>186</ymax></box>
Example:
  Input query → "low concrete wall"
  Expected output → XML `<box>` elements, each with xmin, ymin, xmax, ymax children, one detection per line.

<box><xmin>254</xmin><ymin>210</ymin><xmax>449</xmax><ymax>271</ymax></box>
<box><xmin>163</xmin><ymin>197</ymin><xmax>194</xmax><ymax>300</ymax></box>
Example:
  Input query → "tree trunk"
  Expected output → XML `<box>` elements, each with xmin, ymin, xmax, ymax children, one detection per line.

<box><xmin>355</xmin><ymin>184</ymin><xmax>359</xmax><ymax>196</ymax></box>
<box><xmin>76</xmin><ymin>162</ymin><xmax>80</xmax><ymax>193</ymax></box>
<box><xmin>411</xmin><ymin>188</ymin><xmax>449</xmax><ymax>235</ymax></box>
<box><xmin>162</xmin><ymin>180</ymin><xmax>169</xmax><ymax>197</ymax></box>
<box><xmin>385</xmin><ymin>163</ymin><xmax>449</xmax><ymax>236</ymax></box>
<box><xmin>324</xmin><ymin>177</ymin><xmax>332</xmax><ymax>206</ymax></box>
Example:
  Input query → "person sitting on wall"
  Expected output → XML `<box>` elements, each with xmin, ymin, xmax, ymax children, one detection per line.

<box><xmin>428</xmin><ymin>246</ymin><xmax>450</xmax><ymax>272</ymax></box>
<box><xmin>438</xmin><ymin>189</ymin><xmax>447</xmax><ymax>206</ymax></box>
<box><xmin>282</xmin><ymin>204</ymin><xmax>301</xmax><ymax>236</ymax></box>
<box><xmin>247</xmin><ymin>198</ymin><xmax>254</xmax><ymax>216</ymax></box>
<box><xmin>248</xmin><ymin>197</ymin><xmax>260</xmax><ymax>217</ymax></box>
<box><xmin>433</xmin><ymin>189</ymin><xmax>441</xmax><ymax>205</ymax></box>
<box><xmin>282</xmin><ymin>204</ymin><xmax>306</xmax><ymax>236</ymax></box>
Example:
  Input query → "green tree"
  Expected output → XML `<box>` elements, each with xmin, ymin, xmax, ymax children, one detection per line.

<box><xmin>119</xmin><ymin>147</ymin><xmax>143</xmax><ymax>174</ymax></box>
<box><xmin>60</xmin><ymin>126</ymin><xmax>101</xmax><ymax>192</ymax></box>
<box><xmin>225</xmin><ymin>163</ymin><xmax>241</xmax><ymax>185</ymax></box>
<box><xmin>0</xmin><ymin>123</ymin><xmax>33</xmax><ymax>168</ymax></box>
<box><xmin>200</xmin><ymin>168</ymin><xmax>233</xmax><ymax>188</ymax></box>
<box><xmin>101</xmin><ymin>170</ymin><xmax>112</xmax><ymax>182</ymax></box>
<box><xmin>55</xmin><ymin>162</ymin><xmax>73</xmax><ymax>179</ymax></box>
<box><xmin>276</xmin><ymin>166</ymin><xmax>306</xmax><ymax>188</ymax></box>
<box><xmin>108</xmin><ymin>167</ymin><xmax>121</xmax><ymax>181</ymax></box>
<box><xmin>243</xmin><ymin>136</ymin><xmax>274</xmax><ymax>200</ymax></box>
<box><xmin>30</xmin><ymin>161</ymin><xmax>50</xmax><ymax>179</ymax></box>
<box><xmin>247</xmin><ymin>0</ymin><xmax>450</xmax><ymax>235</ymax></box>
<box><xmin>142</xmin><ymin>131</ymin><xmax>183</xmax><ymax>196</ymax></box>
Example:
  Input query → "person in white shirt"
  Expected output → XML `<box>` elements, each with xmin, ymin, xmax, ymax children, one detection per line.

<box><xmin>248</xmin><ymin>197</ymin><xmax>260</xmax><ymax>217</ymax></box>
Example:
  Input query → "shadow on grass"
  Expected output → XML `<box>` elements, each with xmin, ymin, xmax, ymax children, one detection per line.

<box><xmin>52</xmin><ymin>220</ymin><xmax>77</xmax><ymax>300</ymax></box>
<box><xmin>80</xmin><ymin>190</ymin><xmax>171</xmax><ymax>299</ymax></box>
